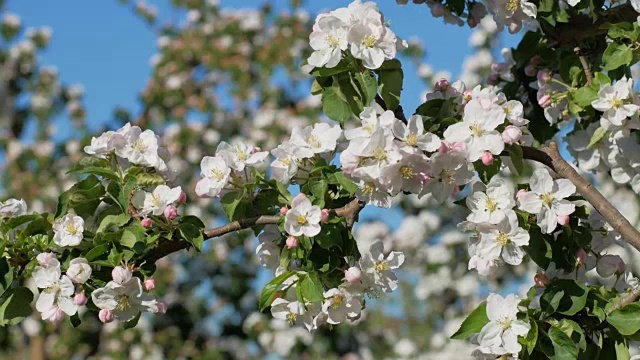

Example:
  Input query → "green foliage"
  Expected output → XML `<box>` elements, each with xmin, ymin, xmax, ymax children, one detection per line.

<box><xmin>450</xmin><ymin>302</ymin><xmax>489</xmax><ymax>339</ymax></box>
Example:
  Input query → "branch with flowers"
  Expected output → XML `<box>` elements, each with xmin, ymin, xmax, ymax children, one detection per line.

<box><xmin>4</xmin><ymin>0</ymin><xmax>640</xmax><ymax>358</ymax></box>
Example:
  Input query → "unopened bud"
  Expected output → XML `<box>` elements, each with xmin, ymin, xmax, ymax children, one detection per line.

<box><xmin>164</xmin><ymin>205</ymin><xmax>178</xmax><ymax>221</ymax></box>
<box><xmin>524</xmin><ymin>64</ymin><xmax>537</xmax><ymax>77</ymax></box>
<box><xmin>144</xmin><ymin>278</ymin><xmax>156</xmax><ymax>291</ymax></box>
<box><xmin>50</xmin><ymin>308</ymin><xmax>64</xmax><ymax>324</ymax></box>
<box><xmin>286</xmin><ymin>236</ymin><xmax>299</xmax><ymax>249</ymax></box>
<box><xmin>344</xmin><ymin>267</ymin><xmax>362</xmax><ymax>283</ymax></box>
<box><xmin>502</xmin><ymin>125</ymin><xmax>522</xmax><ymax>144</ymax></box>
<box><xmin>321</xmin><ymin>209</ymin><xmax>330</xmax><ymax>223</ymax></box>
<box><xmin>112</xmin><ymin>266</ymin><xmax>132</xmax><ymax>284</ymax></box>
<box><xmin>530</xmin><ymin>55</ymin><xmax>542</xmax><ymax>65</ymax></box>
<box><xmin>516</xmin><ymin>189</ymin><xmax>527</xmax><ymax>199</ymax></box>
<box><xmin>141</xmin><ymin>217</ymin><xmax>152</xmax><ymax>228</ymax></box>
<box><xmin>280</xmin><ymin>206</ymin><xmax>288</xmax><ymax>215</ymax></box>
<box><xmin>557</xmin><ymin>215</ymin><xmax>570</xmax><ymax>226</ymax></box>
<box><xmin>534</xmin><ymin>273</ymin><xmax>550</xmax><ymax>287</ymax></box>
<box><xmin>481</xmin><ymin>152</ymin><xmax>494</xmax><ymax>166</ymax></box>
<box><xmin>538</xmin><ymin>94</ymin><xmax>552</xmax><ymax>108</ymax></box>
<box><xmin>537</xmin><ymin>69</ymin><xmax>551</xmax><ymax>84</ymax></box>
<box><xmin>98</xmin><ymin>309</ymin><xmax>114</xmax><ymax>323</ymax></box>
<box><xmin>575</xmin><ymin>248</ymin><xmax>587</xmax><ymax>265</ymax></box>
<box><xmin>73</xmin><ymin>292</ymin><xmax>88</xmax><ymax>306</ymax></box>
<box><xmin>434</xmin><ymin>78</ymin><xmax>450</xmax><ymax>92</ymax></box>
<box><xmin>157</xmin><ymin>301</ymin><xmax>167</xmax><ymax>314</ymax></box>
<box><xmin>177</xmin><ymin>191</ymin><xmax>187</xmax><ymax>204</ymax></box>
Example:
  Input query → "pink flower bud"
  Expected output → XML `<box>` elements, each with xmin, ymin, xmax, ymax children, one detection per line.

<box><xmin>502</xmin><ymin>125</ymin><xmax>522</xmax><ymax>144</ymax></box>
<box><xmin>36</xmin><ymin>252</ymin><xmax>57</xmax><ymax>268</ymax></box>
<box><xmin>163</xmin><ymin>205</ymin><xmax>178</xmax><ymax>221</ymax></box>
<box><xmin>344</xmin><ymin>267</ymin><xmax>362</xmax><ymax>283</ymax></box>
<box><xmin>575</xmin><ymin>248</ymin><xmax>587</xmax><ymax>265</ymax></box>
<box><xmin>534</xmin><ymin>273</ymin><xmax>550</xmax><ymax>288</ymax></box>
<box><xmin>451</xmin><ymin>185</ymin><xmax>460</xmax><ymax>197</ymax></box>
<box><xmin>438</xmin><ymin>142</ymin><xmax>450</xmax><ymax>154</ymax></box>
<box><xmin>467</xmin><ymin>17</ymin><xmax>478</xmax><ymax>28</ymax></box>
<box><xmin>557</xmin><ymin>215</ymin><xmax>570</xmax><ymax>226</ymax></box>
<box><xmin>144</xmin><ymin>278</ymin><xmax>156</xmax><ymax>291</ymax></box>
<box><xmin>463</xmin><ymin>90</ymin><xmax>473</xmax><ymax>103</ymax></box>
<box><xmin>434</xmin><ymin>78</ymin><xmax>450</xmax><ymax>92</ymax></box>
<box><xmin>157</xmin><ymin>301</ymin><xmax>167</xmax><ymax>314</ymax></box>
<box><xmin>524</xmin><ymin>64</ymin><xmax>537</xmax><ymax>77</ymax></box>
<box><xmin>73</xmin><ymin>292</ymin><xmax>88</xmax><ymax>306</ymax></box>
<box><xmin>537</xmin><ymin>69</ymin><xmax>551</xmax><ymax>84</ymax></box>
<box><xmin>481</xmin><ymin>152</ymin><xmax>494</xmax><ymax>166</ymax></box>
<box><xmin>177</xmin><ymin>191</ymin><xmax>187</xmax><ymax>204</ymax></box>
<box><xmin>50</xmin><ymin>308</ymin><xmax>64</xmax><ymax>324</ymax></box>
<box><xmin>286</xmin><ymin>236</ymin><xmax>299</xmax><ymax>249</ymax></box>
<box><xmin>538</xmin><ymin>94</ymin><xmax>552</xmax><ymax>108</ymax></box>
<box><xmin>141</xmin><ymin>217</ymin><xmax>152</xmax><ymax>228</ymax></box>
<box><xmin>530</xmin><ymin>55</ymin><xmax>542</xmax><ymax>65</ymax></box>
<box><xmin>451</xmin><ymin>142</ymin><xmax>466</xmax><ymax>153</ymax></box>
<box><xmin>99</xmin><ymin>309</ymin><xmax>114</xmax><ymax>323</ymax></box>
<box><xmin>430</xmin><ymin>3</ymin><xmax>445</xmax><ymax>17</ymax></box>
<box><xmin>486</xmin><ymin>73</ymin><xmax>499</xmax><ymax>85</ymax></box>
<box><xmin>617</xmin><ymin>257</ymin><xmax>626</xmax><ymax>274</ymax></box>
<box><xmin>321</xmin><ymin>209</ymin><xmax>330</xmax><ymax>223</ymax></box>
<box><xmin>251</xmin><ymin>147</ymin><xmax>262</xmax><ymax>154</ymax></box>
<box><xmin>112</xmin><ymin>266</ymin><xmax>132</xmax><ymax>284</ymax></box>
<box><xmin>419</xmin><ymin>172</ymin><xmax>432</xmax><ymax>185</ymax></box>
<box><xmin>280</xmin><ymin>206</ymin><xmax>288</xmax><ymax>215</ymax></box>
<box><xmin>516</xmin><ymin>189</ymin><xmax>527</xmax><ymax>199</ymax></box>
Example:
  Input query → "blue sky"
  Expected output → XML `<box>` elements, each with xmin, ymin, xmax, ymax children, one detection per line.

<box><xmin>7</xmin><ymin>0</ymin><xmax>516</xmax><ymax>131</ymax></box>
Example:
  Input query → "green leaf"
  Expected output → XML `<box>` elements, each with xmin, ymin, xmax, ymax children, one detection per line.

<box><xmin>327</xmin><ymin>171</ymin><xmax>357</xmax><ymax>195</ymax></box>
<box><xmin>310</xmin><ymin>61</ymin><xmax>352</xmax><ymax>77</ymax></box>
<box><xmin>136</xmin><ymin>172</ymin><xmax>165</xmax><ymax>187</ymax></box>
<box><xmin>70</xmin><ymin>312</ymin><xmax>81</xmax><ymax>328</ymax></box>
<box><xmin>0</xmin><ymin>258</ymin><xmax>13</xmax><ymax>297</ymax></box>
<box><xmin>220</xmin><ymin>190</ymin><xmax>252</xmax><ymax>221</ymax></box>
<box><xmin>355</xmin><ymin>70</ymin><xmax>378</xmax><ymax>106</ymax></box>
<box><xmin>572</xmin><ymin>87</ymin><xmax>598</xmax><ymax>107</ymax></box>
<box><xmin>541</xmin><ymin>280</ymin><xmax>589</xmax><ymax>316</ymax></box>
<box><xmin>474</xmin><ymin>157</ymin><xmax>502</xmax><ymax>184</ymax></box>
<box><xmin>322</xmin><ymin>86</ymin><xmax>352</xmax><ymax>123</ymax></box>
<box><xmin>607</xmin><ymin>303</ymin><xmax>640</xmax><ymax>335</ymax></box>
<box><xmin>0</xmin><ymin>287</ymin><xmax>34</xmax><ymax>326</ymax></box>
<box><xmin>607</xmin><ymin>22</ymin><xmax>637</xmax><ymax>41</ymax></box>
<box><xmin>377</xmin><ymin>62</ymin><xmax>403</xmax><ymax>110</ymax></box>
<box><xmin>299</xmin><ymin>272</ymin><xmax>324</xmax><ymax>303</ymax></box>
<box><xmin>527</xmin><ymin>318</ymin><xmax>539</xmax><ymax>355</ymax></box>
<box><xmin>548</xmin><ymin>325</ymin><xmax>579</xmax><ymax>359</ymax></box>
<box><xmin>451</xmin><ymin>302</ymin><xmax>489</xmax><ymax>339</ymax></box>
<box><xmin>258</xmin><ymin>271</ymin><xmax>294</xmax><ymax>312</ymax></box>
<box><xmin>308</xmin><ymin>178</ymin><xmax>328</xmax><ymax>207</ymax></box>
<box><xmin>178</xmin><ymin>215</ymin><xmax>205</xmax><ymax>229</ymax></box>
<box><xmin>117</xmin><ymin>175</ymin><xmax>137</xmax><ymax>213</ymax></box>
<box><xmin>85</xmin><ymin>243</ymin><xmax>111</xmax><ymax>262</ymax></box>
<box><xmin>592</xmin><ymin>72</ymin><xmax>611</xmax><ymax>88</ymax></box>
<box><xmin>587</xmin><ymin>127</ymin><xmax>607</xmax><ymax>149</ymax></box>
<box><xmin>123</xmin><ymin>311</ymin><xmax>141</xmax><ymax>329</ymax></box>
<box><xmin>178</xmin><ymin>223</ymin><xmax>204</xmax><ymax>252</ymax></box>
<box><xmin>602</xmin><ymin>42</ymin><xmax>633</xmax><ymax>71</ymax></box>
<box><xmin>97</xmin><ymin>213</ymin><xmax>131</xmax><ymax>234</ymax></box>
<box><xmin>506</xmin><ymin>144</ymin><xmax>524</xmax><ymax>175</ymax></box>
<box><xmin>69</xmin><ymin>167</ymin><xmax>120</xmax><ymax>182</ymax></box>
<box><xmin>314</xmin><ymin>223</ymin><xmax>344</xmax><ymax>250</ymax></box>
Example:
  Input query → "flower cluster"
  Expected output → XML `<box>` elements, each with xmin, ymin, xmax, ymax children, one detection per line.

<box><xmin>308</xmin><ymin>0</ymin><xmax>402</xmax><ymax>70</ymax></box>
<box><xmin>268</xmin><ymin>241</ymin><xmax>404</xmax><ymax>331</ymax></box>
<box><xmin>32</xmin><ymin>253</ymin><xmax>91</xmax><ymax>324</ymax></box>
<box><xmin>84</xmin><ymin>123</ymin><xmax>173</xmax><ymax>179</ymax></box>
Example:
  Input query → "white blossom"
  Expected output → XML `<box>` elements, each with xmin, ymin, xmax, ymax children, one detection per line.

<box><xmin>66</xmin><ymin>258</ymin><xmax>92</xmax><ymax>284</ymax></box>
<box><xmin>195</xmin><ymin>156</ymin><xmax>231</xmax><ymax>197</ymax></box>
<box><xmin>476</xmin><ymin>293</ymin><xmax>530</xmax><ymax>356</ymax></box>
<box><xmin>359</xmin><ymin>241</ymin><xmax>404</xmax><ymax>293</ymax></box>
<box><xmin>91</xmin><ymin>277</ymin><xmax>158</xmax><ymax>322</ymax></box>
<box><xmin>52</xmin><ymin>214</ymin><xmax>84</xmax><ymax>247</ymax></box>
<box><xmin>141</xmin><ymin>185</ymin><xmax>182</xmax><ymax>216</ymax></box>
<box><xmin>284</xmin><ymin>194</ymin><xmax>322</xmax><ymax>237</ymax></box>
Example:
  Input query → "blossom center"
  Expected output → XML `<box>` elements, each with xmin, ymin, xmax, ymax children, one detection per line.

<box><xmin>116</xmin><ymin>294</ymin><xmax>132</xmax><ymax>311</ymax></box>
<box><xmin>326</xmin><ymin>34</ymin><xmax>340</xmax><ymax>48</ymax></box>
<box><xmin>373</xmin><ymin>148</ymin><xmax>388</xmax><ymax>162</ymax></box>
<box><xmin>308</xmin><ymin>134</ymin><xmax>321</xmax><ymax>148</ymax></box>
<box><xmin>496</xmin><ymin>232</ymin><xmax>510</xmax><ymax>246</ymax></box>
<box><xmin>331</xmin><ymin>295</ymin><xmax>344</xmax><ymax>309</ymax></box>
<box><xmin>66</xmin><ymin>223</ymin><xmax>79</xmax><ymax>236</ymax></box>
<box><xmin>611</xmin><ymin>97</ymin><xmax>624</xmax><ymax>108</ymax></box>
<box><xmin>297</xmin><ymin>215</ymin><xmax>308</xmax><ymax>225</ymax></box>
<box><xmin>133</xmin><ymin>139</ymin><xmax>147</xmax><ymax>152</ymax></box>
<box><xmin>152</xmin><ymin>193</ymin><xmax>162</xmax><ymax>208</ymax></box>
<box><xmin>439</xmin><ymin>168</ymin><xmax>456</xmax><ymax>184</ymax></box>
<box><xmin>362</xmin><ymin>182</ymin><xmax>375</xmax><ymax>196</ymax></box>
<box><xmin>497</xmin><ymin>316</ymin><xmax>513</xmax><ymax>330</ymax></box>
<box><xmin>405</xmin><ymin>133</ymin><xmax>418</xmax><ymax>146</ymax></box>
<box><xmin>235</xmin><ymin>149</ymin><xmax>247</xmax><ymax>161</ymax></box>
<box><xmin>400</xmin><ymin>165</ymin><xmax>414</xmax><ymax>179</ymax></box>
<box><xmin>362</xmin><ymin>34</ymin><xmax>377</xmax><ymax>48</ymax></box>
<box><xmin>210</xmin><ymin>168</ymin><xmax>225</xmax><ymax>180</ymax></box>
<box><xmin>286</xmin><ymin>311</ymin><xmax>297</xmax><ymax>325</ymax></box>
<box><xmin>375</xmin><ymin>261</ymin><xmax>389</xmax><ymax>272</ymax></box>
<box><xmin>485</xmin><ymin>197</ymin><xmax>498</xmax><ymax>212</ymax></box>
<box><xmin>470</xmin><ymin>123</ymin><xmax>485</xmax><ymax>137</ymax></box>
<box><xmin>505</xmin><ymin>0</ymin><xmax>519</xmax><ymax>12</ymax></box>
<box><xmin>539</xmin><ymin>192</ymin><xmax>554</xmax><ymax>207</ymax></box>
